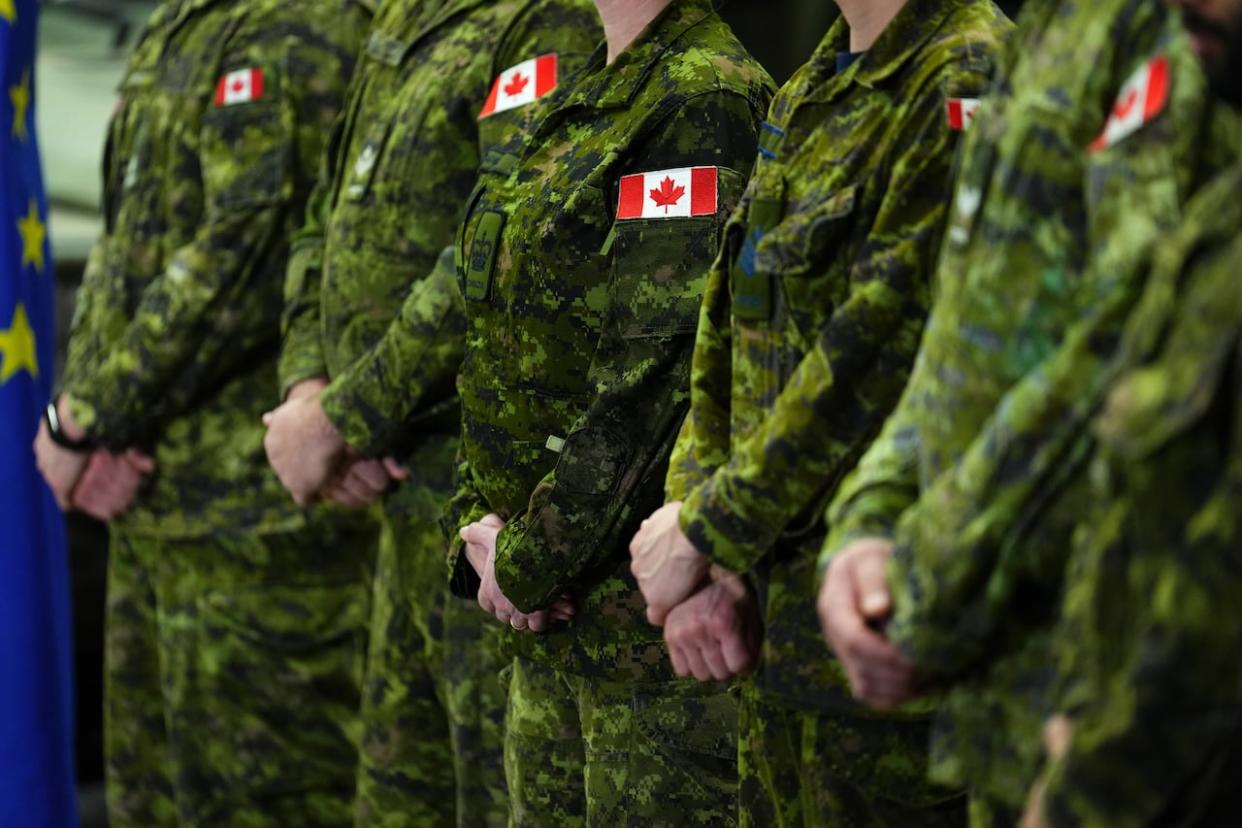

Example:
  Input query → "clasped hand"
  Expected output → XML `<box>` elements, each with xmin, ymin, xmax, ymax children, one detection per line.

<box><xmin>262</xmin><ymin>378</ymin><xmax>408</xmax><ymax>507</ymax></box>
<box><xmin>460</xmin><ymin>514</ymin><xmax>575</xmax><ymax>632</ymax></box>
<box><xmin>33</xmin><ymin>396</ymin><xmax>155</xmax><ymax>521</ymax></box>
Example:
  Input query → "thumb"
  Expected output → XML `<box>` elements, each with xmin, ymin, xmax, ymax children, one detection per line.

<box><xmin>480</xmin><ymin>512</ymin><xmax>505</xmax><ymax>529</ymax></box>
<box><xmin>381</xmin><ymin>457</ymin><xmax>410</xmax><ymax>481</ymax></box>
<box><xmin>855</xmin><ymin>554</ymin><xmax>893</xmax><ymax>621</ymax></box>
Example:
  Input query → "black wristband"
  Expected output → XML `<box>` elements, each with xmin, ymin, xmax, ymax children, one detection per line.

<box><xmin>45</xmin><ymin>401</ymin><xmax>94</xmax><ymax>452</ymax></box>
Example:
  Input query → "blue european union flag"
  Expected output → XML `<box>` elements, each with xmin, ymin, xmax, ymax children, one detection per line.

<box><xmin>1</xmin><ymin>0</ymin><xmax>78</xmax><ymax>824</ymax></box>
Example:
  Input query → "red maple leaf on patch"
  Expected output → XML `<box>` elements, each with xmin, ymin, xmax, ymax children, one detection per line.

<box><xmin>503</xmin><ymin>71</ymin><xmax>529</xmax><ymax>97</ymax></box>
<box><xmin>649</xmin><ymin>176</ymin><xmax>685</xmax><ymax>214</ymax></box>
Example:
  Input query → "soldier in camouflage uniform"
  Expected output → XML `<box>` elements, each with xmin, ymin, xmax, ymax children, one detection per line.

<box><xmin>443</xmin><ymin>0</ymin><xmax>773</xmax><ymax>822</ymax></box>
<box><xmin>259</xmin><ymin>0</ymin><xmax>600</xmax><ymax>823</ymax></box>
<box><xmin>1026</xmin><ymin>151</ymin><xmax>1242</xmax><ymax>828</ymax></box>
<box><xmin>819</xmin><ymin>0</ymin><xmax>1242</xmax><ymax>823</ymax></box>
<box><xmin>1019</xmin><ymin>0</ymin><xmax>1242</xmax><ymax>822</ymax></box>
<box><xmin>29</xmin><ymin>0</ymin><xmax>371</xmax><ymax>824</ymax></box>
<box><xmin>626</xmin><ymin>0</ymin><xmax>1009</xmax><ymax>825</ymax></box>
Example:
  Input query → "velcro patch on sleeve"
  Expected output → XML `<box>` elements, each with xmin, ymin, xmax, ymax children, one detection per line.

<box><xmin>1090</xmin><ymin>55</ymin><xmax>1170</xmax><ymax>152</ymax></box>
<box><xmin>214</xmin><ymin>68</ymin><xmax>265</xmax><ymax>106</ymax></box>
<box><xmin>478</xmin><ymin>54</ymin><xmax>558</xmax><ymax>119</ymax></box>
<box><xmin>616</xmin><ymin>167</ymin><xmax>718</xmax><ymax>220</ymax></box>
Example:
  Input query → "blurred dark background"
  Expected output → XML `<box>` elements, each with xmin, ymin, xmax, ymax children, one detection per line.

<box><xmin>39</xmin><ymin>0</ymin><xmax>1025</xmax><ymax>824</ymax></box>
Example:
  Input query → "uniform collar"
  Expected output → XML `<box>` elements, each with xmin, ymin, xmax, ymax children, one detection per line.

<box><xmin>824</xmin><ymin>0</ymin><xmax>963</xmax><ymax>89</ymax></box>
<box><xmin>569</xmin><ymin>0</ymin><xmax>717</xmax><ymax>109</ymax></box>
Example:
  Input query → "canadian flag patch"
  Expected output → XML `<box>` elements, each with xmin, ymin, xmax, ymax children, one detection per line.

<box><xmin>1090</xmin><ymin>56</ymin><xmax>1170</xmax><ymax>151</ymax></box>
<box><xmin>214</xmin><ymin>68</ymin><xmax>265</xmax><ymax>106</ymax></box>
<box><xmin>946</xmin><ymin>98</ymin><xmax>981</xmax><ymax>131</ymax></box>
<box><xmin>616</xmin><ymin>167</ymin><xmax>718</xmax><ymax>220</ymax></box>
<box><xmin>479</xmin><ymin>54</ymin><xmax>558</xmax><ymax>119</ymax></box>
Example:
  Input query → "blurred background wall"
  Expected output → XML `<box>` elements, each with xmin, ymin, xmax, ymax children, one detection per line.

<box><xmin>37</xmin><ymin>1</ymin><xmax>1024</xmax><ymax>824</ymax></box>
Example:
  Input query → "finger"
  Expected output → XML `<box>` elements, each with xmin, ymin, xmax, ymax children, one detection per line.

<box><xmin>349</xmin><ymin>461</ymin><xmax>391</xmax><ymax>495</ymax></box>
<box><xmin>337</xmin><ymin>472</ymin><xmax>380</xmax><ymax>505</ymax></box>
<box><xmin>123</xmin><ymin>449</ymin><xmax>157</xmax><ymax>474</ymax></box>
<box><xmin>667</xmin><ymin>639</ymin><xmax>690</xmax><ymax>678</ymax></box>
<box><xmin>262</xmin><ymin>412</ymin><xmax>274</xmax><ymax>426</ymax></box>
<box><xmin>681</xmin><ymin>642</ymin><xmax>714</xmax><ymax>683</ymax></box>
<box><xmin>526</xmin><ymin>612</ymin><xmax>548</xmax><ymax>633</ymax></box>
<box><xmin>325</xmin><ymin>483</ymin><xmax>366</xmax><ymax>508</ymax></box>
<box><xmin>510</xmin><ymin>613</ymin><xmax>529</xmax><ymax>631</ymax></box>
<box><xmin>480</xmin><ymin>513</ymin><xmax>505</xmax><ymax>528</ymax></box>
<box><xmin>855</xmin><ymin>553</ymin><xmax>893</xmax><ymax>621</ymax></box>
<box><xmin>699</xmin><ymin>638</ymin><xmax>732</xmax><ymax>682</ymax></box>
<box><xmin>646</xmin><ymin>602</ymin><xmax>670</xmax><ymax>628</ymax></box>
<box><xmin>551</xmin><ymin>596</ymin><xmax>576</xmax><ymax>617</ymax></box>
<box><xmin>720</xmin><ymin>627</ymin><xmax>759</xmax><ymax>676</ymax></box>
<box><xmin>381</xmin><ymin>457</ymin><xmax>410</xmax><ymax>481</ymax></box>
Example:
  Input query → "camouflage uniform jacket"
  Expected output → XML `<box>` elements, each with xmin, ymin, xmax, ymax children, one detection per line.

<box><xmin>447</xmin><ymin>0</ymin><xmax>774</xmax><ymax>681</ymax></box>
<box><xmin>668</xmin><ymin>0</ymin><xmax>1009</xmax><ymax>710</ymax></box>
<box><xmin>278</xmin><ymin>0</ymin><xmax>601</xmax><ymax>457</ymax></box>
<box><xmin>825</xmin><ymin>0</ymin><xmax>1241</xmax><ymax>804</ymax></box>
<box><xmin>61</xmin><ymin>0</ymin><xmax>369</xmax><ymax>536</ymax></box>
<box><xmin>1040</xmin><ymin>153</ymin><xmax>1242</xmax><ymax>828</ymax></box>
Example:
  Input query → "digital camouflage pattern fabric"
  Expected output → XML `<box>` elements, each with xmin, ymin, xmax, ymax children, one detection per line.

<box><xmin>62</xmin><ymin>0</ymin><xmax>368</xmax><ymax>538</ymax></box>
<box><xmin>824</xmin><ymin>0</ymin><xmax>1242</xmax><ymax>817</ymax></box>
<box><xmin>666</xmin><ymin>0</ymin><xmax>1007</xmax><ymax>823</ymax></box>
<box><xmin>447</xmin><ymin>0</ymin><xmax>773</xmax><ymax>682</ymax></box>
<box><xmin>105</xmin><ymin>526</ymin><xmax>372</xmax><ymax>827</ymax></box>
<box><xmin>61</xmin><ymin>0</ymin><xmax>371</xmax><ymax>822</ymax></box>
<box><xmin>445</xmin><ymin>0</ymin><xmax>772</xmax><ymax>820</ymax></box>
<box><xmin>1030</xmin><ymin>157</ymin><xmax>1242</xmax><ymax>828</ymax></box>
<box><xmin>276</xmin><ymin>0</ymin><xmax>600</xmax><ymax>822</ymax></box>
<box><xmin>504</xmin><ymin>657</ymin><xmax>739</xmax><ymax>826</ymax></box>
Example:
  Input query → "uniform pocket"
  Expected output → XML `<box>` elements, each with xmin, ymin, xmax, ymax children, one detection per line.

<box><xmin>611</xmin><ymin>217</ymin><xmax>717</xmax><ymax>338</ymax></box>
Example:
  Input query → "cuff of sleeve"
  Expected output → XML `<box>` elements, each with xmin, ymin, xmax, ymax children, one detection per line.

<box><xmin>278</xmin><ymin>336</ymin><xmax>327</xmax><ymax>400</ymax></box>
<box><xmin>319</xmin><ymin>360</ymin><xmax>400</xmax><ymax>458</ymax></box>
<box><xmin>61</xmin><ymin>389</ymin><xmax>125</xmax><ymax>449</ymax></box>
<box><xmin>445</xmin><ymin>501</ymin><xmax>492</xmax><ymax>600</ymax></box>
<box><xmin>679</xmin><ymin>472</ymin><xmax>781</xmax><ymax>575</ymax></box>
<box><xmin>494</xmin><ymin>519</ymin><xmax>570</xmax><ymax>613</ymax></box>
<box><xmin>819</xmin><ymin>511</ymin><xmax>899</xmax><ymax>576</ymax></box>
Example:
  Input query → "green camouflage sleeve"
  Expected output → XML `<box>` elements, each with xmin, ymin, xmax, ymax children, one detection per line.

<box><xmin>278</xmin><ymin>124</ymin><xmax>344</xmax><ymax>396</ymax></box>
<box><xmin>678</xmin><ymin>86</ymin><xmax>960</xmax><ymax>575</ymax></box>
<box><xmin>664</xmin><ymin>207</ymin><xmax>740</xmax><ymax>503</ymax></box>
<box><xmin>319</xmin><ymin>246</ymin><xmax>465</xmax><ymax>456</ymax></box>
<box><xmin>820</xmin><ymin>380</ymin><xmax>923</xmax><ymax>565</ymax></box>
<box><xmin>491</xmin><ymin>91</ymin><xmax>763</xmax><ymax>612</ymax></box>
<box><xmin>882</xmin><ymin>299</ymin><xmax>1122</xmax><ymax>676</ymax></box>
<box><xmin>62</xmin><ymin>24</ymin><xmax>358</xmax><ymax>446</ymax></box>
<box><xmin>1038</xmin><ymin>260</ymin><xmax>1242</xmax><ymax>827</ymax></box>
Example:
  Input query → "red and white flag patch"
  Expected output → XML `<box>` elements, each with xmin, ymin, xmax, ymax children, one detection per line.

<box><xmin>616</xmin><ymin>167</ymin><xmax>718</xmax><ymax>220</ymax></box>
<box><xmin>214</xmin><ymin>68</ymin><xmax>264</xmax><ymax>106</ymax></box>
<box><xmin>479</xmin><ymin>54</ymin><xmax>558</xmax><ymax>119</ymax></box>
<box><xmin>1090</xmin><ymin>55</ymin><xmax>1170</xmax><ymax>151</ymax></box>
<box><xmin>946</xmin><ymin>97</ymin><xmax>981</xmax><ymax>131</ymax></box>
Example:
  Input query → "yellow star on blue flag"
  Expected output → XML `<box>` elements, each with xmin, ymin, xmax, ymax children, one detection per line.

<box><xmin>17</xmin><ymin>196</ymin><xmax>44</xmax><ymax>272</ymax></box>
<box><xmin>0</xmin><ymin>301</ymin><xmax>38</xmax><ymax>382</ymax></box>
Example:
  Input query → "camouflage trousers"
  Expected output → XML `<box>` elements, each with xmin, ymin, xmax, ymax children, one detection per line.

<box><xmin>504</xmin><ymin>656</ymin><xmax>739</xmax><ymax>827</ymax></box>
<box><xmin>104</xmin><ymin>521</ymin><xmax>374</xmax><ymax>828</ymax></box>
<box><xmin>355</xmin><ymin>435</ymin><xmax>509</xmax><ymax>828</ymax></box>
<box><xmin>737</xmin><ymin>681</ymin><xmax>967</xmax><ymax>828</ymax></box>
